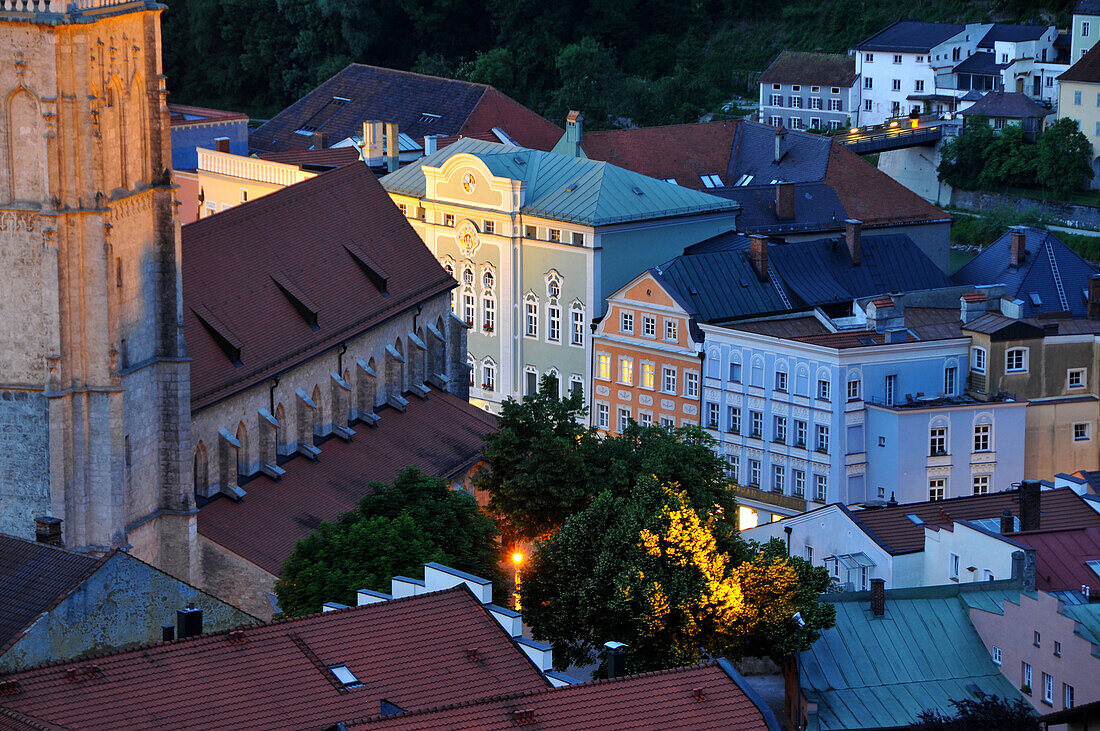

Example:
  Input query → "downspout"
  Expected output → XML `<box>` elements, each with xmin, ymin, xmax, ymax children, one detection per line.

<box><xmin>337</xmin><ymin>341</ymin><xmax>349</xmax><ymax>377</ymax></box>
<box><xmin>268</xmin><ymin>376</ymin><xmax>279</xmax><ymax>416</ymax></box>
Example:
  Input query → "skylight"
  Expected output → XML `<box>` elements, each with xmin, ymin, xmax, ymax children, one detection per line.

<box><xmin>329</xmin><ymin>664</ymin><xmax>361</xmax><ymax>688</ymax></box>
<box><xmin>418</xmin><ymin>112</ymin><xmax>442</xmax><ymax>124</ymax></box>
<box><xmin>1087</xmin><ymin>560</ymin><xmax>1100</xmax><ymax>580</ymax></box>
<box><xmin>735</xmin><ymin>174</ymin><xmax>754</xmax><ymax>186</ymax></box>
<box><xmin>700</xmin><ymin>174</ymin><xmax>723</xmax><ymax>188</ymax></box>
<box><xmin>906</xmin><ymin>513</ymin><xmax>925</xmax><ymax>525</ymax></box>
<box><xmin>1030</xmin><ymin>292</ymin><xmax>1043</xmax><ymax>307</ymax></box>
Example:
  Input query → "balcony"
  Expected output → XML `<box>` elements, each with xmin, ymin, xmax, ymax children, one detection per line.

<box><xmin>730</xmin><ymin>483</ymin><xmax>807</xmax><ymax>513</ymax></box>
<box><xmin>198</xmin><ymin>149</ymin><xmax>313</xmax><ymax>188</ymax></box>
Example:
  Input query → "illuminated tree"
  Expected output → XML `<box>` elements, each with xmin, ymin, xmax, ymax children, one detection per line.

<box><xmin>520</xmin><ymin>478</ymin><xmax>835</xmax><ymax>675</ymax></box>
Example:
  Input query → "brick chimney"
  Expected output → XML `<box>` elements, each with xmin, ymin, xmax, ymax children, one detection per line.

<box><xmin>845</xmin><ymin>219</ymin><xmax>862</xmax><ymax>265</ymax></box>
<box><xmin>214</xmin><ymin>136</ymin><xmax>230</xmax><ymax>153</ymax></box>
<box><xmin>564</xmin><ymin>111</ymin><xmax>584</xmax><ymax>157</ymax></box>
<box><xmin>604</xmin><ymin>641</ymin><xmax>627</xmax><ymax>678</ymax></box>
<box><xmin>312</xmin><ymin>131</ymin><xmax>328</xmax><ymax>150</ymax></box>
<box><xmin>1019</xmin><ymin>480</ymin><xmax>1041</xmax><ymax>531</ymax></box>
<box><xmin>749</xmin><ymin>235</ymin><xmax>769</xmax><ymax>282</ymax></box>
<box><xmin>1000</xmin><ymin>509</ymin><xmax>1014</xmax><ymax>534</ymax></box>
<box><xmin>361</xmin><ymin>121</ymin><xmax>384</xmax><ymax>166</ymax></box>
<box><xmin>775</xmin><ymin>182</ymin><xmax>795</xmax><ymax>221</ymax></box>
<box><xmin>870</xmin><ymin>578</ymin><xmax>885</xmax><ymax>617</ymax></box>
<box><xmin>774</xmin><ymin>125</ymin><xmax>787</xmax><ymax>164</ymax></box>
<box><xmin>385</xmin><ymin>122</ymin><xmax>400</xmax><ymax>173</ymax></box>
<box><xmin>1089</xmin><ymin>274</ymin><xmax>1100</xmax><ymax>319</ymax></box>
<box><xmin>1009</xmin><ymin>226</ymin><xmax>1027</xmax><ymax>267</ymax></box>
<box><xmin>34</xmin><ymin>516</ymin><xmax>62</xmax><ymax>546</ymax></box>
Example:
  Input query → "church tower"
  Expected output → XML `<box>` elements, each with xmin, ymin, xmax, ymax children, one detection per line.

<box><xmin>0</xmin><ymin>0</ymin><xmax>193</xmax><ymax>579</ymax></box>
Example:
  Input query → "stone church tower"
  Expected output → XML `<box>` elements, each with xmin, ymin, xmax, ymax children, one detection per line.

<box><xmin>0</xmin><ymin>0</ymin><xmax>193</xmax><ymax>579</ymax></box>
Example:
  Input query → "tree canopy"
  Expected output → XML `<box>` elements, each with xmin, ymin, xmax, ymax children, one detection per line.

<box><xmin>275</xmin><ymin>467</ymin><xmax>500</xmax><ymax>616</ymax></box>
<box><xmin>911</xmin><ymin>690</ymin><xmax>1039</xmax><ymax>730</ymax></box>
<box><xmin>519</xmin><ymin>478</ymin><xmax>835</xmax><ymax>673</ymax></box>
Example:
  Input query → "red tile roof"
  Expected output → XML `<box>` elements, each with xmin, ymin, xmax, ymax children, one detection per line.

<box><xmin>0</xmin><ymin>536</ymin><xmax>102</xmax><ymax>652</ymax></box>
<box><xmin>850</xmin><ymin>488</ymin><xmax>1100</xmax><ymax>554</ymax></box>
<box><xmin>167</xmin><ymin>103</ymin><xmax>248</xmax><ymax>126</ymax></box>
<box><xmin>256</xmin><ymin>147</ymin><xmax>362</xmax><ymax>169</ymax></box>
<box><xmin>182</xmin><ymin>162</ymin><xmax>454</xmax><ymax>411</ymax></box>
<box><xmin>823</xmin><ymin>143</ymin><xmax>949</xmax><ymax>227</ymax></box>
<box><xmin>459</xmin><ymin>87</ymin><xmax>565</xmax><ymax>152</ymax></box>
<box><xmin>1011</xmin><ymin>526</ymin><xmax>1100</xmax><ymax>593</ymax></box>
<box><xmin>350</xmin><ymin>661</ymin><xmax>775</xmax><ymax>730</ymax></box>
<box><xmin>0</xmin><ymin>587</ymin><xmax>548</xmax><ymax>730</ymax></box>
<box><xmin>579</xmin><ymin>120</ymin><xmax>742</xmax><ymax>189</ymax></box>
<box><xmin>198</xmin><ymin>388</ymin><xmax>497</xmax><ymax>575</ymax></box>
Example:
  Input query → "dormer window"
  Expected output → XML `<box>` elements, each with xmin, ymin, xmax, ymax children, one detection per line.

<box><xmin>700</xmin><ymin>174</ymin><xmax>723</xmax><ymax>188</ymax></box>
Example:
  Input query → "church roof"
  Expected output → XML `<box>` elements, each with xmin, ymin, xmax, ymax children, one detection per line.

<box><xmin>381</xmin><ymin>137</ymin><xmax>738</xmax><ymax>226</ymax></box>
<box><xmin>182</xmin><ymin>162</ymin><xmax>454</xmax><ymax>412</ymax></box>
<box><xmin>249</xmin><ymin>64</ymin><xmax>562</xmax><ymax>154</ymax></box>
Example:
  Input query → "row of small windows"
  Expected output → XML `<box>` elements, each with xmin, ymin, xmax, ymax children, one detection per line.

<box><xmin>928</xmin><ymin>475</ymin><xmax>994</xmax><ymax>501</ymax></box>
<box><xmin>595</xmin><ymin>403</ymin><xmax>684</xmax><ymax>431</ymax></box>
<box><xmin>525</xmin><ymin>296</ymin><xmax>585</xmax><ymax>346</ymax></box>
<box><xmin>596</xmin><ymin>354</ymin><xmax>699</xmax><ymax>397</ymax></box>
<box><xmin>706</xmin><ymin>406</ymin><xmax>828</xmax><ymax>453</ymax></box>
<box><xmin>766</xmin><ymin>95</ymin><xmax>845</xmax><ymax>111</ymax></box>
<box><xmin>860</xmin><ymin>78</ymin><xmax>926</xmax><ymax>92</ymax></box>
<box><xmin>619</xmin><ymin>310</ymin><xmax>678</xmax><ymax>341</ymax></box>
<box><xmin>727</xmin><ymin>454</ymin><xmax>828</xmax><ymax>502</ymax></box>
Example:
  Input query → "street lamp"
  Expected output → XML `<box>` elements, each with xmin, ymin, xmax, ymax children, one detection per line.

<box><xmin>793</xmin><ymin>612</ymin><xmax>806</xmax><ymax>731</ymax></box>
<box><xmin>512</xmin><ymin>551</ymin><xmax>524</xmax><ymax>611</ymax></box>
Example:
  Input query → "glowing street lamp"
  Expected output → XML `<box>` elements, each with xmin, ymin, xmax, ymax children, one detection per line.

<box><xmin>512</xmin><ymin>550</ymin><xmax>525</xmax><ymax>610</ymax></box>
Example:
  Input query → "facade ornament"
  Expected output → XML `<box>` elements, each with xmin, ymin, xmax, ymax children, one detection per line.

<box><xmin>13</xmin><ymin>50</ymin><xmax>25</xmax><ymax>75</ymax></box>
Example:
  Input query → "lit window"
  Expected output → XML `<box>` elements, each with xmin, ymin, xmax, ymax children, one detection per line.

<box><xmin>929</xmin><ymin>478</ymin><xmax>946</xmax><ymax>501</ymax></box>
<box><xmin>665</xmin><ymin>319</ymin><xmax>678</xmax><ymax>341</ymax></box>
<box><xmin>929</xmin><ymin>427</ymin><xmax>947</xmax><ymax>455</ymax></box>
<box><xmin>739</xmin><ymin>505</ymin><xmax>759</xmax><ymax>529</ymax></box>
<box><xmin>641</xmin><ymin>362</ymin><xmax>655</xmax><ymax>389</ymax></box>
<box><xmin>548</xmin><ymin>228</ymin><xmax>562</xmax><ymax>242</ymax></box>
<box><xmin>443</xmin><ymin>213</ymin><xmax>455</xmax><ymax>227</ymax></box>
<box><xmin>1006</xmin><ymin>348</ymin><xmax>1028</xmax><ymax>373</ymax></box>
<box><xmin>619</xmin><ymin>358</ymin><xmax>633</xmax><ymax>385</ymax></box>
<box><xmin>973</xmin><ymin>423</ymin><xmax>991</xmax><ymax>452</ymax></box>
<box><xmin>597</xmin><ymin>354</ymin><xmax>611</xmax><ymax>380</ymax></box>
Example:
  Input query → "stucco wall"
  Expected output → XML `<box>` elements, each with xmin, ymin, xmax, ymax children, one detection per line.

<box><xmin>0</xmin><ymin>551</ymin><xmax>255</xmax><ymax>673</ymax></box>
<box><xmin>170</xmin><ymin>120</ymin><xmax>248</xmax><ymax>171</ymax></box>
<box><xmin>922</xmin><ymin>523</ymin><xmax>1020</xmax><ymax>586</ymax></box>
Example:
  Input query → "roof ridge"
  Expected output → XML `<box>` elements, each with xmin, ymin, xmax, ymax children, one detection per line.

<box><xmin>585</xmin><ymin>119</ymin><xmax>743</xmax><ymax>137</ymax></box>
<box><xmin>344</xmin><ymin>62</ymin><xmax>491</xmax><ymax>92</ymax></box>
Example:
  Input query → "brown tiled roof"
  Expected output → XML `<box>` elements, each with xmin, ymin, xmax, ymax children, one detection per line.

<box><xmin>167</xmin><ymin>103</ymin><xmax>248</xmax><ymax>126</ymax></box>
<box><xmin>759</xmin><ymin>51</ymin><xmax>857</xmax><ymax>88</ymax></box>
<box><xmin>0</xmin><ymin>587</ymin><xmax>548</xmax><ymax>730</ymax></box>
<box><xmin>182</xmin><ymin>162</ymin><xmax>454</xmax><ymax>411</ymax></box>
<box><xmin>256</xmin><ymin>147</ymin><xmax>362</xmax><ymax>169</ymax></box>
<box><xmin>1011</xmin><ymin>526</ymin><xmax>1100</xmax><ymax>593</ymax></box>
<box><xmin>0</xmin><ymin>535</ymin><xmax>102</xmax><ymax>651</ymax></box>
<box><xmin>1059</xmin><ymin>41</ymin><xmax>1100</xmax><ymax>83</ymax></box>
<box><xmin>350</xmin><ymin>661</ymin><xmax>774</xmax><ymax>730</ymax></box>
<box><xmin>249</xmin><ymin>64</ymin><xmax>561</xmax><ymax>154</ymax></box>
<box><xmin>579</xmin><ymin>120</ymin><xmax>743</xmax><ymax>189</ymax></box>
<box><xmin>850</xmin><ymin>488</ymin><xmax>1100</xmax><ymax>554</ymax></box>
<box><xmin>728</xmin><ymin>315</ymin><xmax>829</xmax><ymax>339</ymax></box>
<box><xmin>198</xmin><ymin>388</ymin><xmax>497</xmax><ymax>575</ymax></box>
<box><xmin>823</xmin><ymin>143</ymin><xmax>949</xmax><ymax>227</ymax></box>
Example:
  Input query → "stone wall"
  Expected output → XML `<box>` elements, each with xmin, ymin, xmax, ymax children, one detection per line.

<box><xmin>952</xmin><ymin>189</ymin><xmax>1100</xmax><ymax>232</ymax></box>
<box><xmin>0</xmin><ymin>390</ymin><xmax>49</xmax><ymax>539</ymax></box>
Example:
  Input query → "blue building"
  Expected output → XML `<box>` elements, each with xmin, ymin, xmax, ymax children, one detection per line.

<box><xmin>700</xmin><ymin>295</ymin><xmax>1026</xmax><ymax>527</ymax></box>
<box><xmin>168</xmin><ymin>103</ymin><xmax>249</xmax><ymax>170</ymax></box>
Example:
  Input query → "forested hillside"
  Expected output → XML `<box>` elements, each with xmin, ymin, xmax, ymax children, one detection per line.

<box><xmin>162</xmin><ymin>0</ymin><xmax>1073</xmax><ymax>128</ymax></box>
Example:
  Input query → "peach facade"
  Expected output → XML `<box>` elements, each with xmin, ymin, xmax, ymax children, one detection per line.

<box><xmin>592</xmin><ymin>273</ymin><xmax>701</xmax><ymax>433</ymax></box>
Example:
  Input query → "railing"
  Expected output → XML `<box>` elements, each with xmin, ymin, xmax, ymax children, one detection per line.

<box><xmin>0</xmin><ymin>0</ymin><xmax>137</xmax><ymax>13</ymax></box>
<box><xmin>730</xmin><ymin>483</ymin><xmax>807</xmax><ymax>513</ymax></box>
<box><xmin>198</xmin><ymin>149</ymin><xmax>313</xmax><ymax>188</ymax></box>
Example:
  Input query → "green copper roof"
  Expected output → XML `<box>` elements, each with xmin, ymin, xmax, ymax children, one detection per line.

<box><xmin>381</xmin><ymin>137</ymin><xmax>738</xmax><ymax>227</ymax></box>
<box><xmin>1063</xmin><ymin>602</ymin><xmax>1100</xmax><ymax>647</ymax></box>
<box><xmin>800</xmin><ymin>587</ymin><xmax>1027</xmax><ymax>730</ymax></box>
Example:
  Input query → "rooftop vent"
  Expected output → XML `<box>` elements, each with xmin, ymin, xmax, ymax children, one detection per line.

<box><xmin>329</xmin><ymin>664</ymin><xmax>362</xmax><ymax>688</ymax></box>
<box><xmin>418</xmin><ymin>112</ymin><xmax>441</xmax><ymax>124</ymax></box>
<box><xmin>513</xmin><ymin>155</ymin><xmax>527</xmax><ymax>166</ymax></box>
<box><xmin>631</xmin><ymin>185</ymin><xmax>644</xmax><ymax>196</ymax></box>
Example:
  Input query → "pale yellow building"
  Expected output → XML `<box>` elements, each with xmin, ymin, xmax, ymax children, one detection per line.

<box><xmin>1057</xmin><ymin>42</ymin><xmax>1100</xmax><ymax>184</ymax></box>
<box><xmin>193</xmin><ymin>149</ymin><xmax>315</xmax><ymax>221</ymax></box>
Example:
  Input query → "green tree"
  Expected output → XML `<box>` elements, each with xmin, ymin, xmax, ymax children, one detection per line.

<box><xmin>520</xmin><ymin>478</ymin><xmax>835</xmax><ymax>674</ymax></box>
<box><xmin>1036</xmin><ymin>117</ymin><xmax>1094</xmax><ymax>196</ymax></box>
<box><xmin>549</xmin><ymin>38</ymin><xmax>634</xmax><ymax>128</ymax></box>
<box><xmin>980</xmin><ymin>124</ymin><xmax>1036</xmax><ymax>189</ymax></box>
<box><xmin>275</xmin><ymin>467</ymin><xmax>500</xmax><ymax>615</ymax></box>
<box><xmin>911</xmin><ymin>690</ymin><xmax>1039</xmax><ymax>730</ymax></box>
<box><xmin>938</xmin><ymin>117</ymin><xmax>997</xmax><ymax>190</ymax></box>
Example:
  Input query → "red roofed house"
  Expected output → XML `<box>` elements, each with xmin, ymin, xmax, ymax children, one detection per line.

<box><xmin>182</xmin><ymin>161</ymin><xmax>485</xmax><ymax>617</ymax></box>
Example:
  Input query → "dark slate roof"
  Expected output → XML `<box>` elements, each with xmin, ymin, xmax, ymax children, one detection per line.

<box><xmin>759</xmin><ymin>51</ymin><xmax>857</xmax><ymax>87</ymax></box>
<box><xmin>728</xmin><ymin>121</ymin><xmax>832</xmax><ymax>186</ymax></box>
<box><xmin>952</xmin><ymin>52</ymin><xmax>1006</xmax><ymax>76</ymax></box>
<box><xmin>1077</xmin><ymin>0</ymin><xmax>1100</xmax><ymax>15</ymax></box>
<box><xmin>249</xmin><ymin>64</ymin><xmax>562</xmax><ymax>154</ymax></box>
<box><xmin>957</xmin><ymin>91</ymin><xmax>1052</xmax><ymax>118</ymax></box>
<box><xmin>0</xmin><ymin>587</ymin><xmax>550</xmax><ymax>730</ymax></box>
<box><xmin>182</xmin><ymin>163</ymin><xmax>455</xmax><ymax>411</ymax></box>
<box><xmin>256</xmin><ymin>147</ymin><xmax>362</xmax><ymax>171</ymax></box>
<box><xmin>348</xmin><ymin>660</ymin><xmax>779</xmax><ymax>730</ymax></box>
<box><xmin>978</xmin><ymin>24</ymin><xmax>1051</xmax><ymax>47</ymax></box>
<box><xmin>855</xmin><ymin>20</ymin><xmax>964</xmax><ymax>53</ymax></box>
<box><xmin>1059</xmin><ymin>40</ymin><xmax>1100</xmax><ymax>83</ymax></box>
<box><xmin>710</xmin><ymin>182</ymin><xmax>847</xmax><ymax>235</ymax></box>
<box><xmin>198</xmin><ymin>388</ymin><xmax>497</xmax><ymax>576</ymax></box>
<box><xmin>0</xmin><ymin>535</ymin><xmax>101</xmax><ymax>651</ymax></box>
<box><xmin>952</xmin><ymin>227</ymin><xmax>1099</xmax><ymax>318</ymax></box>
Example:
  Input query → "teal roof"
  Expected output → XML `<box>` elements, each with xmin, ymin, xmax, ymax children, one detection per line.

<box><xmin>1062</xmin><ymin>602</ymin><xmax>1100</xmax><ymax>648</ymax></box>
<box><xmin>381</xmin><ymin>137</ymin><xmax>738</xmax><ymax>227</ymax></box>
<box><xmin>801</xmin><ymin>586</ymin><xmax>1027</xmax><ymax>730</ymax></box>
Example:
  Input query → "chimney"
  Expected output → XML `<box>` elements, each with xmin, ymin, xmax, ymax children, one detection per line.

<box><xmin>869</xmin><ymin>578</ymin><xmax>885</xmax><ymax>617</ymax></box>
<box><xmin>775</xmin><ymin>182</ymin><xmax>795</xmax><ymax>221</ymax></box>
<box><xmin>177</xmin><ymin>604</ymin><xmax>203</xmax><ymax>639</ymax></box>
<box><xmin>774</xmin><ymin>126</ymin><xmax>787</xmax><ymax>164</ymax></box>
<box><xmin>885</xmin><ymin>328</ymin><xmax>907</xmax><ymax>343</ymax></box>
<box><xmin>845</xmin><ymin>219</ymin><xmax>862</xmax><ymax>265</ymax></box>
<box><xmin>1019</xmin><ymin>480</ymin><xmax>1041</xmax><ymax>531</ymax></box>
<box><xmin>749</xmin><ymin>235</ymin><xmax>769</xmax><ymax>282</ymax></box>
<box><xmin>867</xmin><ymin>296</ymin><xmax>904</xmax><ymax>333</ymax></box>
<box><xmin>1000</xmin><ymin>509</ymin><xmax>1015</xmax><ymax>534</ymax></box>
<box><xmin>960</xmin><ymin>292</ymin><xmax>989</xmax><ymax>324</ymax></box>
<box><xmin>312</xmin><ymin>131</ymin><xmax>328</xmax><ymax>150</ymax></box>
<box><xmin>1011</xmin><ymin>549</ymin><xmax>1038</xmax><ymax>592</ymax></box>
<box><xmin>34</xmin><ymin>516</ymin><xmax>62</xmax><ymax>546</ymax></box>
<box><xmin>161</xmin><ymin>624</ymin><xmax>175</xmax><ymax>642</ymax></box>
<box><xmin>385</xmin><ymin>122</ymin><xmax>400</xmax><ymax>173</ymax></box>
<box><xmin>214</xmin><ymin>137</ymin><xmax>230</xmax><ymax>153</ymax></box>
<box><xmin>1009</xmin><ymin>226</ymin><xmax>1027</xmax><ymax>267</ymax></box>
<box><xmin>1089</xmin><ymin>275</ymin><xmax>1100</xmax><ymax>319</ymax></box>
<box><xmin>360</xmin><ymin>121</ymin><xmax>384</xmax><ymax>167</ymax></box>
<box><xmin>604</xmin><ymin>641</ymin><xmax>627</xmax><ymax>678</ymax></box>
<box><xmin>565</xmin><ymin>110</ymin><xmax>584</xmax><ymax>157</ymax></box>
<box><xmin>423</xmin><ymin>135</ymin><xmax>438</xmax><ymax>156</ymax></box>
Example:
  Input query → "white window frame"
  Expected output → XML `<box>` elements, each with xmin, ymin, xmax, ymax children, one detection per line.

<box><xmin>641</xmin><ymin>362</ymin><xmax>655</xmax><ymax>390</ymax></box>
<box><xmin>597</xmin><ymin>354</ymin><xmax>611</xmax><ymax>381</ymax></box>
<box><xmin>971</xmin><ymin>346</ymin><xmax>987</xmax><ymax>374</ymax></box>
<box><xmin>847</xmin><ymin>377</ymin><xmax>861</xmax><ymax>401</ymax></box>
<box><xmin>992</xmin><ymin>646</ymin><xmax>1002</xmax><ymax>665</ymax></box>
<box><xmin>1043</xmin><ymin>673</ymin><xmax>1053</xmax><ymax>704</ymax></box>
<box><xmin>570</xmin><ymin>304</ymin><xmax>585</xmax><ymax>347</ymax></box>
<box><xmin>619</xmin><ymin>357</ymin><xmax>634</xmax><ymax>385</ymax></box>
<box><xmin>547</xmin><ymin>304</ymin><xmax>561</xmax><ymax>342</ymax></box>
<box><xmin>1006</xmin><ymin>347</ymin><xmax>1029</xmax><ymax>373</ymax></box>
<box><xmin>929</xmin><ymin>427</ymin><xmax>947</xmax><ymax>455</ymax></box>
<box><xmin>664</xmin><ymin>319</ymin><xmax>678</xmax><ymax>342</ymax></box>
<box><xmin>596</xmin><ymin>402</ymin><xmax>610</xmax><ymax>429</ymax></box>
<box><xmin>1075</xmin><ymin>422</ymin><xmax>1091</xmax><ymax>441</ymax></box>
<box><xmin>973</xmin><ymin>423</ymin><xmax>991</xmax><ymax>452</ymax></box>
<box><xmin>1068</xmin><ymin>368</ymin><xmax>1087</xmax><ymax>389</ymax></box>
<box><xmin>973</xmin><ymin>474</ymin><xmax>990</xmax><ymax>495</ymax></box>
<box><xmin>642</xmin><ymin>315</ymin><xmax>656</xmax><ymax>338</ymax></box>
<box><xmin>930</xmin><ymin>478</ymin><xmax>946</xmax><ymax>501</ymax></box>
<box><xmin>524</xmin><ymin>296</ymin><xmax>539</xmax><ymax>339</ymax></box>
<box><xmin>482</xmin><ymin>359</ymin><xmax>496</xmax><ymax>391</ymax></box>
<box><xmin>684</xmin><ymin>371</ymin><xmax>700</xmax><ymax>398</ymax></box>
<box><xmin>949</xmin><ymin>552</ymin><xmax>960</xmax><ymax>579</ymax></box>
<box><xmin>620</xmin><ymin>310</ymin><xmax>634</xmax><ymax>334</ymax></box>
<box><xmin>814</xmin><ymin>474</ymin><xmax>827</xmax><ymax>502</ymax></box>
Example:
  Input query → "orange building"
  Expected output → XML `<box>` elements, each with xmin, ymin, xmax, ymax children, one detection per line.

<box><xmin>591</xmin><ymin>270</ymin><xmax>702</xmax><ymax>433</ymax></box>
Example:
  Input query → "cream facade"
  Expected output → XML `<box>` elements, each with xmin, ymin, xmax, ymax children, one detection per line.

<box><xmin>1057</xmin><ymin>78</ymin><xmax>1100</xmax><ymax>184</ymax></box>
<box><xmin>192</xmin><ymin>148</ymin><xmax>314</xmax><ymax>222</ymax></box>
